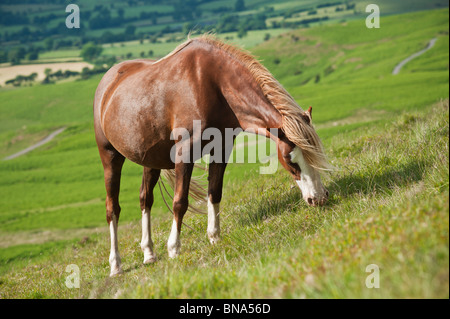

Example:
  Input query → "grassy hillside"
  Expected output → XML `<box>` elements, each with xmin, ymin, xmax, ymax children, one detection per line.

<box><xmin>0</xmin><ymin>8</ymin><xmax>448</xmax><ymax>298</ymax></box>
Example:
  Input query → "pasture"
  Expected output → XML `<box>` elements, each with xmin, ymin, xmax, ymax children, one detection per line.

<box><xmin>12</xmin><ymin>28</ymin><xmax>292</xmax><ymax>64</ymax></box>
<box><xmin>0</xmin><ymin>8</ymin><xmax>448</xmax><ymax>299</ymax></box>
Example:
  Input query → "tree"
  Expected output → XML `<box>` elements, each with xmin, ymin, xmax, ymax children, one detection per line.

<box><xmin>42</xmin><ymin>68</ymin><xmax>54</xmax><ymax>84</ymax></box>
<box><xmin>235</xmin><ymin>0</ymin><xmax>245</xmax><ymax>11</ymax></box>
<box><xmin>81</xmin><ymin>67</ymin><xmax>91</xmax><ymax>80</ymax></box>
<box><xmin>29</xmin><ymin>72</ymin><xmax>38</xmax><ymax>81</ymax></box>
<box><xmin>125</xmin><ymin>25</ymin><xmax>136</xmax><ymax>36</ymax></box>
<box><xmin>89</xmin><ymin>8</ymin><xmax>112</xmax><ymax>30</ymax></box>
<box><xmin>27</xmin><ymin>51</ymin><xmax>39</xmax><ymax>61</ymax></box>
<box><xmin>0</xmin><ymin>51</ymin><xmax>7</xmax><ymax>63</ymax></box>
<box><xmin>216</xmin><ymin>14</ymin><xmax>239</xmax><ymax>33</ymax></box>
<box><xmin>182</xmin><ymin>22</ymin><xmax>195</xmax><ymax>35</ymax></box>
<box><xmin>117</xmin><ymin>8</ymin><xmax>124</xmax><ymax>19</ymax></box>
<box><xmin>151</xmin><ymin>13</ymin><xmax>157</xmax><ymax>25</ymax></box>
<box><xmin>8</xmin><ymin>49</ymin><xmax>24</xmax><ymax>65</ymax></box>
<box><xmin>237</xmin><ymin>26</ymin><xmax>247</xmax><ymax>38</ymax></box>
<box><xmin>194</xmin><ymin>8</ymin><xmax>203</xmax><ymax>18</ymax></box>
<box><xmin>44</xmin><ymin>68</ymin><xmax>52</xmax><ymax>77</ymax></box>
<box><xmin>44</xmin><ymin>38</ymin><xmax>54</xmax><ymax>51</ymax></box>
<box><xmin>80</xmin><ymin>42</ymin><xmax>103</xmax><ymax>62</ymax></box>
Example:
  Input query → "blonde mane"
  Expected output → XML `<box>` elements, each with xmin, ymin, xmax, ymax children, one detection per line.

<box><xmin>162</xmin><ymin>35</ymin><xmax>330</xmax><ymax>170</ymax></box>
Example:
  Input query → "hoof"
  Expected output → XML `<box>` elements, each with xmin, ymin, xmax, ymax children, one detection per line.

<box><xmin>167</xmin><ymin>237</ymin><xmax>180</xmax><ymax>259</ymax></box>
<box><xmin>208</xmin><ymin>236</ymin><xmax>220</xmax><ymax>245</ymax></box>
<box><xmin>168</xmin><ymin>248</ymin><xmax>180</xmax><ymax>259</ymax></box>
<box><xmin>109</xmin><ymin>267</ymin><xmax>123</xmax><ymax>277</ymax></box>
<box><xmin>143</xmin><ymin>255</ymin><xmax>157</xmax><ymax>264</ymax></box>
<box><xmin>109</xmin><ymin>254</ymin><xmax>122</xmax><ymax>277</ymax></box>
<box><xmin>208</xmin><ymin>231</ymin><xmax>220</xmax><ymax>245</ymax></box>
<box><xmin>142</xmin><ymin>248</ymin><xmax>157</xmax><ymax>264</ymax></box>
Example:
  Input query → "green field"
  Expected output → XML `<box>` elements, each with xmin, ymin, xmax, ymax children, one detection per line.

<box><xmin>21</xmin><ymin>29</ymin><xmax>291</xmax><ymax>64</ymax></box>
<box><xmin>0</xmin><ymin>8</ymin><xmax>448</xmax><ymax>298</ymax></box>
<box><xmin>100</xmin><ymin>28</ymin><xmax>291</xmax><ymax>59</ymax></box>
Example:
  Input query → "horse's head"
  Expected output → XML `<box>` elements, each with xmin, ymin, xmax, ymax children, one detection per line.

<box><xmin>276</xmin><ymin>107</ymin><xmax>329</xmax><ymax>207</ymax></box>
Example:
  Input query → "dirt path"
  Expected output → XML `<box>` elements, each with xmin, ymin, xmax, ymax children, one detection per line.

<box><xmin>0</xmin><ymin>62</ymin><xmax>92</xmax><ymax>85</ymax></box>
<box><xmin>3</xmin><ymin>127</ymin><xmax>66</xmax><ymax>160</ymax></box>
<box><xmin>392</xmin><ymin>38</ymin><xmax>437</xmax><ymax>75</ymax></box>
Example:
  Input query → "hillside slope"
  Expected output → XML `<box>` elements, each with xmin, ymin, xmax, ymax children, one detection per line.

<box><xmin>0</xmin><ymin>8</ymin><xmax>448</xmax><ymax>298</ymax></box>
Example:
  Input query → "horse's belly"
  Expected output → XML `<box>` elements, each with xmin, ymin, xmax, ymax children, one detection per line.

<box><xmin>112</xmin><ymin>135</ymin><xmax>175</xmax><ymax>169</ymax></box>
<box><xmin>102</xmin><ymin>106</ymin><xmax>174</xmax><ymax>169</ymax></box>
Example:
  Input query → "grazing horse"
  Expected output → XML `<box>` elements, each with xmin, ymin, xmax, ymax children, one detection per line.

<box><xmin>94</xmin><ymin>35</ymin><xmax>330</xmax><ymax>276</ymax></box>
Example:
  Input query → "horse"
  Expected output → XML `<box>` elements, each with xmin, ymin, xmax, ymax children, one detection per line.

<box><xmin>94</xmin><ymin>35</ymin><xmax>330</xmax><ymax>277</ymax></box>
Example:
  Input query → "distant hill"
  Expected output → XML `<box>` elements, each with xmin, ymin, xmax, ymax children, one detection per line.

<box><xmin>1</xmin><ymin>0</ymin><xmax>447</xmax><ymax>65</ymax></box>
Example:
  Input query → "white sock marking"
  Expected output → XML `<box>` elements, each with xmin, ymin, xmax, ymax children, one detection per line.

<box><xmin>167</xmin><ymin>219</ymin><xmax>180</xmax><ymax>258</ymax></box>
<box><xmin>141</xmin><ymin>209</ymin><xmax>156</xmax><ymax>264</ymax></box>
<box><xmin>207</xmin><ymin>198</ymin><xmax>220</xmax><ymax>244</ymax></box>
<box><xmin>109</xmin><ymin>215</ymin><xmax>122</xmax><ymax>276</ymax></box>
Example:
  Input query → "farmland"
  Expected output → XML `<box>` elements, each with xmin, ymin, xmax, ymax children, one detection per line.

<box><xmin>0</xmin><ymin>5</ymin><xmax>448</xmax><ymax>299</ymax></box>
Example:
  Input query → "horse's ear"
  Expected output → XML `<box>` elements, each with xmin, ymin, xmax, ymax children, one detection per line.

<box><xmin>302</xmin><ymin>106</ymin><xmax>312</xmax><ymax>124</ymax></box>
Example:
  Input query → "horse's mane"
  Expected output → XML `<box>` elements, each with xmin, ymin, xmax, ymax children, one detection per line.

<box><xmin>159</xmin><ymin>34</ymin><xmax>330</xmax><ymax>171</ymax></box>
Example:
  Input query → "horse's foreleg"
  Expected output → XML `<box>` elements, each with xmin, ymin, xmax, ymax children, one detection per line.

<box><xmin>99</xmin><ymin>147</ymin><xmax>125</xmax><ymax>277</ymax></box>
<box><xmin>207</xmin><ymin>162</ymin><xmax>227</xmax><ymax>244</ymax></box>
<box><xmin>140</xmin><ymin>167</ymin><xmax>160</xmax><ymax>264</ymax></box>
<box><xmin>167</xmin><ymin>162</ymin><xmax>194</xmax><ymax>258</ymax></box>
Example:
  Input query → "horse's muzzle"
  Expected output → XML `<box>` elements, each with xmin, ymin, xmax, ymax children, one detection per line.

<box><xmin>306</xmin><ymin>189</ymin><xmax>329</xmax><ymax>207</ymax></box>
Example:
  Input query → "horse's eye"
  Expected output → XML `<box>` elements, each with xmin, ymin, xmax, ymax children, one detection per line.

<box><xmin>288</xmin><ymin>161</ymin><xmax>300</xmax><ymax>171</ymax></box>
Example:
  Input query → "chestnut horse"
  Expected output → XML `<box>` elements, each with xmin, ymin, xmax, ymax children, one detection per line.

<box><xmin>94</xmin><ymin>35</ymin><xmax>329</xmax><ymax>276</ymax></box>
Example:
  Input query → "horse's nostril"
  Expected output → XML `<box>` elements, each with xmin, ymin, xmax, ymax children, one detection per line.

<box><xmin>307</xmin><ymin>197</ymin><xmax>313</xmax><ymax>205</ymax></box>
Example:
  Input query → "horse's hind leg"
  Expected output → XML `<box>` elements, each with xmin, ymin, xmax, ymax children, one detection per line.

<box><xmin>207</xmin><ymin>162</ymin><xmax>227</xmax><ymax>244</ymax></box>
<box><xmin>98</xmin><ymin>144</ymin><xmax>125</xmax><ymax>277</ymax></box>
<box><xmin>167</xmin><ymin>162</ymin><xmax>194</xmax><ymax>258</ymax></box>
<box><xmin>140</xmin><ymin>167</ymin><xmax>160</xmax><ymax>264</ymax></box>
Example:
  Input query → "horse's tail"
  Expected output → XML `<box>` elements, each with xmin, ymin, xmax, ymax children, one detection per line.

<box><xmin>159</xmin><ymin>165</ymin><xmax>208</xmax><ymax>215</ymax></box>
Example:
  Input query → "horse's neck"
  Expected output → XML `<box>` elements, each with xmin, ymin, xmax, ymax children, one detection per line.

<box><xmin>218</xmin><ymin>57</ymin><xmax>282</xmax><ymax>133</ymax></box>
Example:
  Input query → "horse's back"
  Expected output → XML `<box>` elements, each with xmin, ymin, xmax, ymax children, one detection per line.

<box><xmin>93</xmin><ymin>43</ymin><xmax>236</xmax><ymax>168</ymax></box>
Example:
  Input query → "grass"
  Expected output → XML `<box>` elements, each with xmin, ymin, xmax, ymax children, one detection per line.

<box><xmin>30</xmin><ymin>29</ymin><xmax>290</xmax><ymax>63</ymax></box>
<box><xmin>38</xmin><ymin>50</ymin><xmax>81</xmax><ymax>60</ymax></box>
<box><xmin>0</xmin><ymin>99</ymin><xmax>447</xmax><ymax>298</ymax></box>
<box><xmin>0</xmin><ymin>8</ymin><xmax>448</xmax><ymax>298</ymax></box>
<box><xmin>99</xmin><ymin>28</ymin><xmax>291</xmax><ymax>60</ymax></box>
